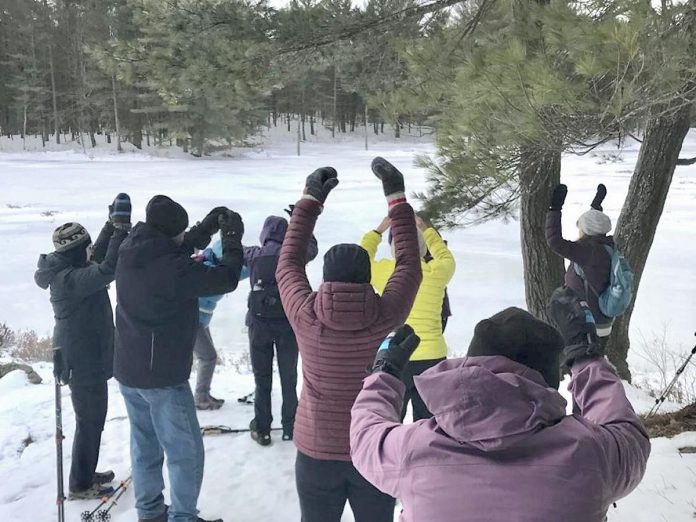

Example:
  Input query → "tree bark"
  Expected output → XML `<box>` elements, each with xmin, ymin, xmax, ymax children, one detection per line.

<box><xmin>111</xmin><ymin>75</ymin><xmax>122</xmax><ymax>152</ymax></box>
<box><xmin>605</xmin><ymin>102</ymin><xmax>692</xmax><ymax>380</ymax></box>
<box><xmin>332</xmin><ymin>64</ymin><xmax>337</xmax><ymax>139</ymax></box>
<box><xmin>518</xmin><ymin>145</ymin><xmax>565</xmax><ymax>322</ymax></box>
<box><xmin>48</xmin><ymin>42</ymin><xmax>60</xmax><ymax>144</ymax></box>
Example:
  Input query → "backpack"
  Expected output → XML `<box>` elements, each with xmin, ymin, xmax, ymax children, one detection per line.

<box><xmin>247</xmin><ymin>254</ymin><xmax>286</xmax><ymax>320</ymax></box>
<box><xmin>574</xmin><ymin>245</ymin><xmax>634</xmax><ymax>318</ymax></box>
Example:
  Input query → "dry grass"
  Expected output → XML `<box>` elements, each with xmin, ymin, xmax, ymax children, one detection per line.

<box><xmin>0</xmin><ymin>322</ymin><xmax>53</xmax><ymax>362</ymax></box>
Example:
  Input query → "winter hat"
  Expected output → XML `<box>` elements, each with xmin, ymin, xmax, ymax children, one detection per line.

<box><xmin>52</xmin><ymin>222</ymin><xmax>91</xmax><ymax>253</ymax></box>
<box><xmin>467</xmin><ymin>307</ymin><xmax>564</xmax><ymax>388</ymax></box>
<box><xmin>388</xmin><ymin>228</ymin><xmax>428</xmax><ymax>258</ymax></box>
<box><xmin>577</xmin><ymin>209</ymin><xmax>612</xmax><ymax>236</ymax></box>
<box><xmin>323</xmin><ymin>244</ymin><xmax>371</xmax><ymax>284</ymax></box>
<box><xmin>146</xmin><ymin>195</ymin><xmax>188</xmax><ymax>237</ymax></box>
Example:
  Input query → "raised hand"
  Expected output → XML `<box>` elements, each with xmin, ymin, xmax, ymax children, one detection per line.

<box><xmin>549</xmin><ymin>184</ymin><xmax>568</xmax><ymax>211</ymax></box>
<box><xmin>109</xmin><ymin>193</ymin><xmax>132</xmax><ymax>230</ymax></box>
<box><xmin>371</xmin><ymin>157</ymin><xmax>405</xmax><ymax>203</ymax></box>
<box><xmin>591</xmin><ymin>184</ymin><xmax>607</xmax><ymax>211</ymax></box>
<box><xmin>371</xmin><ymin>324</ymin><xmax>421</xmax><ymax>378</ymax></box>
<box><xmin>304</xmin><ymin>167</ymin><xmax>339</xmax><ymax>204</ymax></box>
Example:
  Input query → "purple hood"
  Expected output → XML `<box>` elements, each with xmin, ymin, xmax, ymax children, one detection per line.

<box><xmin>416</xmin><ymin>356</ymin><xmax>567</xmax><ymax>451</ymax></box>
<box><xmin>259</xmin><ymin>216</ymin><xmax>287</xmax><ymax>245</ymax></box>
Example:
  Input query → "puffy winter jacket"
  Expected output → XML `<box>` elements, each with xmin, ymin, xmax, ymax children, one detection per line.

<box><xmin>114</xmin><ymin>222</ymin><xmax>243</xmax><ymax>389</ymax></box>
<box><xmin>34</xmin><ymin>222</ymin><xmax>127</xmax><ymax>385</ymax></box>
<box><xmin>197</xmin><ymin>240</ymin><xmax>248</xmax><ymax>327</ymax></box>
<box><xmin>361</xmin><ymin>227</ymin><xmax>455</xmax><ymax>360</ymax></box>
<box><xmin>545</xmin><ymin>210</ymin><xmax>614</xmax><ymax>332</ymax></box>
<box><xmin>351</xmin><ymin>356</ymin><xmax>650</xmax><ymax>522</ymax></box>
<box><xmin>276</xmin><ymin>198</ymin><xmax>422</xmax><ymax>461</ymax></box>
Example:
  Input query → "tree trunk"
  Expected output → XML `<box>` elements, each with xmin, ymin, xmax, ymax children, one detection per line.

<box><xmin>364</xmin><ymin>103</ymin><xmax>368</xmax><ymax>151</ymax></box>
<box><xmin>22</xmin><ymin>104</ymin><xmax>27</xmax><ymax>150</ymax></box>
<box><xmin>605</xmin><ymin>102</ymin><xmax>692</xmax><ymax>380</ymax></box>
<box><xmin>332</xmin><ymin>64</ymin><xmax>337</xmax><ymax>139</ymax></box>
<box><xmin>310</xmin><ymin>113</ymin><xmax>315</xmax><ymax>135</ymax></box>
<box><xmin>111</xmin><ymin>75</ymin><xmax>122</xmax><ymax>152</ymax></box>
<box><xmin>518</xmin><ymin>145</ymin><xmax>565</xmax><ymax>322</ymax></box>
<box><xmin>48</xmin><ymin>43</ymin><xmax>60</xmax><ymax>144</ymax></box>
<box><xmin>394</xmin><ymin>120</ymin><xmax>401</xmax><ymax>139</ymax></box>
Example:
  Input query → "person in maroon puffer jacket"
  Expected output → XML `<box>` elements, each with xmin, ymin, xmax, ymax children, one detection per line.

<box><xmin>276</xmin><ymin>159</ymin><xmax>422</xmax><ymax>522</ymax></box>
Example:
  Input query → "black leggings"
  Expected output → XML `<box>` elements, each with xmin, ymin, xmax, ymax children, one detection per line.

<box><xmin>296</xmin><ymin>451</ymin><xmax>395</xmax><ymax>522</ymax></box>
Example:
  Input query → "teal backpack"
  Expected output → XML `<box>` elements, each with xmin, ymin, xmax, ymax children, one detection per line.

<box><xmin>574</xmin><ymin>245</ymin><xmax>634</xmax><ymax>318</ymax></box>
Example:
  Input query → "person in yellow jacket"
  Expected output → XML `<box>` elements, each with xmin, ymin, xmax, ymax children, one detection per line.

<box><xmin>361</xmin><ymin>214</ymin><xmax>456</xmax><ymax>421</ymax></box>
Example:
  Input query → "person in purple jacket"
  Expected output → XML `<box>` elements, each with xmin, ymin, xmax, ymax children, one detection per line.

<box><xmin>546</xmin><ymin>183</ymin><xmax>615</xmax><ymax>338</ymax></box>
<box><xmin>350</xmin><ymin>297</ymin><xmax>650</xmax><ymax>522</ymax></box>
<box><xmin>243</xmin><ymin>213</ymin><xmax>318</xmax><ymax>445</ymax></box>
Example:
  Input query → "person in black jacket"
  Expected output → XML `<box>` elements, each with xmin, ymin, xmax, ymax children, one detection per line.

<box><xmin>114</xmin><ymin>195</ymin><xmax>244</xmax><ymax>522</ymax></box>
<box><xmin>34</xmin><ymin>193</ymin><xmax>131</xmax><ymax>500</ymax></box>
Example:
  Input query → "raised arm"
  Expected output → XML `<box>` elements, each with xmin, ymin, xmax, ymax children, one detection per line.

<box><xmin>547</xmin><ymin>287</ymin><xmax>650</xmax><ymax>503</ymax></box>
<box><xmin>370</xmin><ymin>157</ymin><xmax>422</xmax><ymax>324</ymax></box>
<box><xmin>570</xmin><ymin>358</ymin><xmax>650</xmax><ymax>502</ymax></box>
<box><xmin>351</xmin><ymin>325</ymin><xmax>421</xmax><ymax>497</ymax></box>
<box><xmin>62</xmin><ymin>228</ymin><xmax>128</xmax><ymax>298</ymax></box>
<box><xmin>276</xmin><ymin>167</ymin><xmax>338</xmax><ymax>325</ymax></box>
<box><xmin>179</xmin><ymin>210</ymin><xmax>245</xmax><ymax>298</ymax></box>
<box><xmin>94</xmin><ymin>193</ymin><xmax>131</xmax><ymax>262</ymax></box>
<box><xmin>545</xmin><ymin>184</ymin><xmax>592</xmax><ymax>264</ymax></box>
<box><xmin>419</xmin><ymin>219</ymin><xmax>455</xmax><ymax>284</ymax></box>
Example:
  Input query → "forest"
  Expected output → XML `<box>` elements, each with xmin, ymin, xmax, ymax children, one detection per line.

<box><xmin>1</xmin><ymin>0</ymin><xmax>695</xmax><ymax>376</ymax></box>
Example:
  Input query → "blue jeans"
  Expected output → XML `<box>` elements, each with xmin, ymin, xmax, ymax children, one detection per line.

<box><xmin>120</xmin><ymin>383</ymin><xmax>204</xmax><ymax>522</ymax></box>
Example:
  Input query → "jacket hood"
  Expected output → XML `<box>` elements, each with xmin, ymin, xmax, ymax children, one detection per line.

<box><xmin>34</xmin><ymin>252</ymin><xmax>70</xmax><ymax>289</ymax></box>
<box><xmin>313</xmin><ymin>281</ymin><xmax>379</xmax><ymax>331</ymax></box>
<box><xmin>259</xmin><ymin>216</ymin><xmax>288</xmax><ymax>245</ymax></box>
<box><xmin>416</xmin><ymin>356</ymin><xmax>567</xmax><ymax>452</ymax></box>
<box><xmin>118</xmin><ymin>222</ymin><xmax>179</xmax><ymax>269</ymax></box>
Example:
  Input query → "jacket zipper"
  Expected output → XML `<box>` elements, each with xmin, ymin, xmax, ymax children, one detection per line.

<box><xmin>150</xmin><ymin>333</ymin><xmax>155</xmax><ymax>371</ymax></box>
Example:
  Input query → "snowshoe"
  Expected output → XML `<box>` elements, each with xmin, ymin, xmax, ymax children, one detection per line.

<box><xmin>93</xmin><ymin>470</ymin><xmax>115</xmax><ymax>484</ymax></box>
<box><xmin>69</xmin><ymin>484</ymin><xmax>114</xmax><ymax>500</ymax></box>
<box><xmin>249</xmin><ymin>419</ymin><xmax>271</xmax><ymax>446</ymax></box>
<box><xmin>237</xmin><ymin>391</ymin><xmax>254</xmax><ymax>404</ymax></box>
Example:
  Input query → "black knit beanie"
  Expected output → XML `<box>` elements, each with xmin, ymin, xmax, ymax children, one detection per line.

<box><xmin>323</xmin><ymin>244</ymin><xmax>371</xmax><ymax>284</ymax></box>
<box><xmin>146</xmin><ymin>195</ymin><xmax>189</xmax><ymax>237</ymax></box>
<box><xmin>467</xmin><ymin>307</ymin><xmax>564</xmax><ymax>388</ymax></box>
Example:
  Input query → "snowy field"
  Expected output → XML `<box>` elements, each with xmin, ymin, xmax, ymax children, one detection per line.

<box><xmin>1</xmin><ymin>127</ymin><xmax>695</xmax><ymax>521</ymax></box>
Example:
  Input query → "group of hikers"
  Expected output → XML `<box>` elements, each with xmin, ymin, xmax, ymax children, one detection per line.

<box><xmin>36</xmin><ymin>157</ymin><xmax>650</xmax><ymax>522</ymax></box>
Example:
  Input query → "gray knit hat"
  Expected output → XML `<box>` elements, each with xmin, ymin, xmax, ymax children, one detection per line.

<box><xmin>577</xmin><ymin>209</ymin><xmax>612</xmax><ymax>236</ymax></box>
<box><xmin>53</xmin><ymin>222</ymin><xmax>91</xmax><ymax>253</ymax></box>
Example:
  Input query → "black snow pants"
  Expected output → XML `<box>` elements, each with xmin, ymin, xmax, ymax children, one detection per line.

<box><xmin>248</xmin><ymin>317</ymin><xmax>298</xmax><ymax>435</ymax></box>
<box><xmin>295</xmin><ymin>451</ymin><xmax>396</xmax><ymax>522</ymax></box>
<box><xmin>68</xmin><ymin>381</ymin><xmax>108</xmax><ymax>492</ymax></box>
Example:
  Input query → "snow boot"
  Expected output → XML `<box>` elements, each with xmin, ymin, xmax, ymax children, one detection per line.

<box><xmin>195</xmin><ymin>394</ymin><xmax>223</xmax><ymax>411</ymax></box>
<box><xmin>282</xmin><ymin>427</ymin><xmax>293</xmax><ymax>441</ymax></box>
<box><xmin>249</xmin><ymin>419</ymin><xmax>271</xmax><ymax>446</ymax></box>
<box><xmin>68</xmin><ymin>483</ymin><xmax>114</xmax><ymax>500</ymax></box>
<box><xmin>93</xmin><ymin>470</ymin><xmax>115</xmax><ymax>484</ymax></box>
<box><xmin>208</xmin><ymin>394</ymin><xmax>225</xmax><ymax>406</ymax></box>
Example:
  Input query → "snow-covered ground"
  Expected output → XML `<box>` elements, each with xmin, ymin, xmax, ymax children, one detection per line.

<box><xmin>1</xmin><ymin>127</ymin><xmax>695</xmax><ymax>521</ymax></box>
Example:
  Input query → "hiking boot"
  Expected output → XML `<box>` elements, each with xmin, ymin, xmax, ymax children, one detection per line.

<box><xmin>139</xmin><ymin>506</ymin><xmax>168</xmax><ymax>522</ymax></box>
<box><xmin>93</xmin><ymin>470</ymin><xmax>115</xmax><ymax>484</ymax></box>
<box><xmin>282</xmin><ymin>428</ymin><xmax>293</xmax><ymax>441</ymax></box>
<box><xmin>195</xmin><ymin>394</ymin><xmax>223</xmax><ymax>411</ymax></box>
<box><xmin>68</xmin><ymin>484</ymin><xmax>114</xmax><ymax>500</ymax></box>
<box><xmin>249</xmin><ymin>419</ymin><xmax>271</xmax><ymax>447</ymax></box>
<box><xmin>208</xmin><ymin>394</ymin><xmax>225</xmax><ymax>406</ymax></box>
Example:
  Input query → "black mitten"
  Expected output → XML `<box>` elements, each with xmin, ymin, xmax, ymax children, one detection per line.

<box><xmin>371</xmin><ymin>325</ymin><xmax>421</xmax><ymax>379</ymax></box>
<box><xmin>199</xmin><ymin>206</ymin><xmax>228</xmax><ymax>236</ymax></box>
<box><xmin>547</xmin><ymin>287</ymin><xmax>604</xmax><ymax>367</ymax></box>
<box><xmin>371</xmin><ymin>157</ymin><xmax>405</xmax><ymax>199</ymax></box>
<box><xmin>549</xmin><ymin>184</ymin><xmax>568</xmax><ymax>211</ymax></box>
<box><xmin>590</xmin><ymin>184</ymin><xmax>607</xmax><ymax>211</ymax></box>
<box><xmin>218</xmin><ymin>210</ymin><xmax>244</xmax><ymax>266</ymax></box>
<box><xmin>304</xmin><ymin>167</ymin><xmax>339</xmax><ymax>204</ymax></box>
<box><xmin>53</xmin><ymin>347</ymin><xmax>69</xmax><ymax>385</ymax></box>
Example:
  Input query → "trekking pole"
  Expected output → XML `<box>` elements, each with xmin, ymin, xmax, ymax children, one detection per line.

<box><xmin>80</xmin><ymin>475</ymin><xmax>131</xmax><ymax>522</ymax></box>
<box><xmin>96</xmin><ymin>476</ymin><xmax>132</xmax><ymax>522</ymax></box>
<box><xmin>647</xmin><ymin>332</ymin><xmax>696</xmax><ymax>418</ymax></box>
<box><xmin>54</xmin><ymin>347</ymin><xmax>66</xmax><ymax>522</ymax></box>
